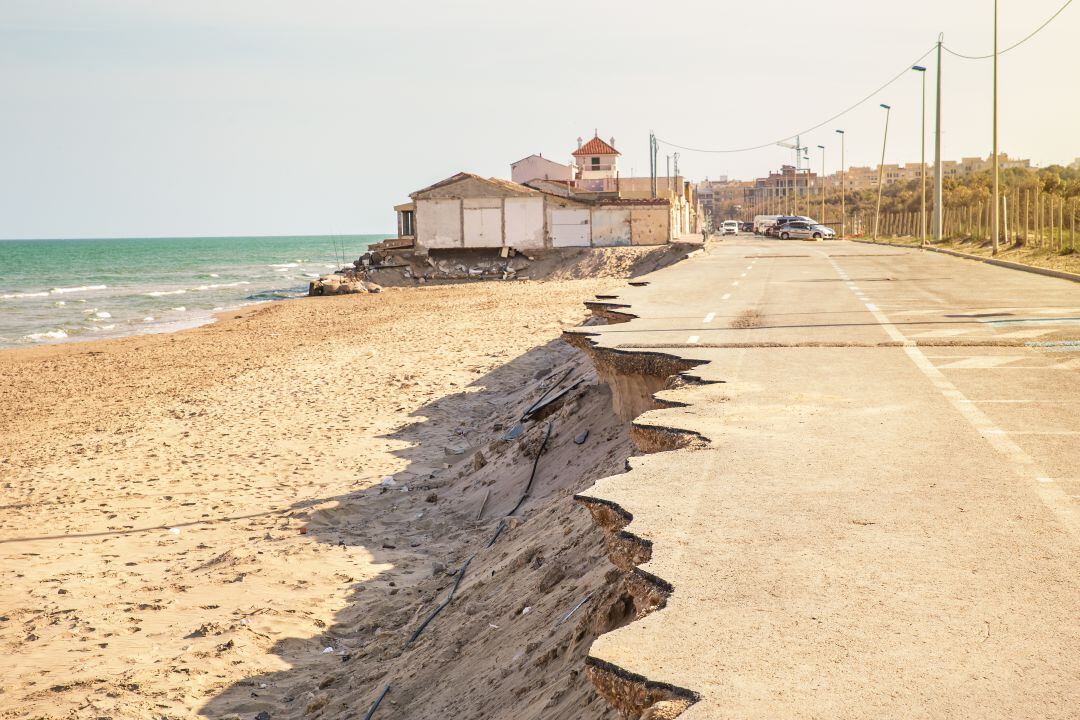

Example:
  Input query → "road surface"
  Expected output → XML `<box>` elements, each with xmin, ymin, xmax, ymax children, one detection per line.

<box><xmin>573</xmin><ymin>236</ymin><xmax>1079</xmax><ymax>719</ymax></box>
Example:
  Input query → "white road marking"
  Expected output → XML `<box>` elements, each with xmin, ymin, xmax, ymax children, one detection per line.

<box><xmin>865</xmin><ymin>303</ymin><xmax>879</xmax><ymax>312</ymax></box>
<box><xmin>687</xmin><ymin>335</ymin><xmax>700</xmax><ymax>344</ymax></box>
<box><xmin>823</xmin><ymin>253</ymin><xmax>1078</xmax><ymax>537</ymax></box>
<box><xmin>732</xmin><ymin>281</ymin><xmax>740</xmax><ymax>287</ymax></box>
<box><xmin>721</xmin><ymin>293</ymin><xmax>731</xmax><ymax>300</ymax></box>
<box><xmin>740</xmin><ymin>272</ymin><xmax>747</xmax><ymax>278</ymax></box>
<box><xmin>703</xmin><ymin>312</ymin><xmax>715</xmax><ymax>324</ymax></box>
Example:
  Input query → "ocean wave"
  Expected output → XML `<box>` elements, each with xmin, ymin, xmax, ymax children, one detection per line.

<box><xmin>51</xmin><ymin>284</ymin><xmax>107</xmax><ymax>295</ymax></box>
<box><xmin>2</xmin><ymin>291</ymin><xmax>50</xmax><ymax>299</ymax></box>
<box><xmin>143</xmin><ymin>316</ymin><xmax>155</xmax><ymax>322</ymax></box>
<box><xmin>24</xmin><ymin>329</ymin><xmax>68</xmax><ymax>341</ymax></box>
<box><xmin>171</xmin><ymin>306</ymin><xmax>187</xmax><ymax>312</ymax></box>
<box><xmin>94</xmin><ymin>311</ymin><xmax>112</xmax><ymax>319</ymax></box>
<box><xmin>147</xmin><ymin>281</ymin><xmax>251</xmax><ymax>296</ymax></box>
<box><xmin>269</xmin><ymin>263</ymin><xmax>300</xmax><ymax>268</ymax></box>
<box><xmin>86</xmin><ymin>324</ymin><xmax>116</xmax><ymax>332</ymax></box>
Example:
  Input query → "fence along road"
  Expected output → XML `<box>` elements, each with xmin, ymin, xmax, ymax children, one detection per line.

<box><xmin>571</xmin><ymin>235</ymin><xmax>1079</xmax><ymax>719</ymax></box>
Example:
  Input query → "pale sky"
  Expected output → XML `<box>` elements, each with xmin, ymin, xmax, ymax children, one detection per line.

<box><xmin>1</xmin><ymin>0</ymin><xmax>1077</xmax><ymax>238</ymax></box>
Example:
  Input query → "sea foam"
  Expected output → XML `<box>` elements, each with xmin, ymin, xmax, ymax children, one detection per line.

<box><xmin>50</xmin><ymin>284</ymin><xmax>107</xmax><ymax>295</ymax></box>
<box><xmin>25</xmin><ymin>329</ymin><xmax>68</xmax><ymax>341</ymax></box>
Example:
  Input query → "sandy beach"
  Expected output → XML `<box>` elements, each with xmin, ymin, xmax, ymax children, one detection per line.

<box><xmin>0</xmin><ymin>248</ymin><xmax>683</xmax><ymax>719</ymax></box>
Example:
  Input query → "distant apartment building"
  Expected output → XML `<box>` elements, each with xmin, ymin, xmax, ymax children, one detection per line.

<box><xmin>737</xmin><ymin>165</ymin><xmax>821</xmax><ymax>209</ymax></box>
<box><xmin>822</xmin><ymin>154</ymin><xmax>1031</xmax><ymax>190</ymax></box>
<box><xmin>696</xmin><ymin>178</ymin><xmax>753</xmax><ymax>222</ymax></box>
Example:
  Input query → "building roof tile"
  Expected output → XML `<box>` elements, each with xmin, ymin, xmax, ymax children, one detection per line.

<box><xmin>572</xmin><ymin>136</ymin><xmax>620</xmax><ymax>157</ymax></box>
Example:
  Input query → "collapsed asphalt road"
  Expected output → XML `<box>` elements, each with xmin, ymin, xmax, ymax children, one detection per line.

<box><xmin>569</xmin><ymin>236</ymin><xmax>1080</xmax><ymax>719</ymax></box>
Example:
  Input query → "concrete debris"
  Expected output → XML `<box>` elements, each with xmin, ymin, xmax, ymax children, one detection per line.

<box><xmin>308</xmin><ymin>275</ymin><xmax>382</xmax><ymax>297</ymax></box>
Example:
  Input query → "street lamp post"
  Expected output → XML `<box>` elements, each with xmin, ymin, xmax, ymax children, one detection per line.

<box><xmin>817</xmin><ymin>144</ymin><xmax>826</xmax><ymax>226</ymax></box>
<box><xmin>934</xmin><ymin>35</ymin><xmax>944</xmax><ymax>241</ymax></box>
<box><xmin>992</xmin><ymin>0</ymin><xmax>1000</xmax><ymax>254</ymax></box>
<box><xmin>836</xmin><ymin>129</ymin><xmax>846</xmax><ymax>237</ymax></box>
<box><xmin>913</xmin><ymin>65</ymin><xmax>927</xmax><ymax>246</ymax></box>
<box><xmin>874</xmin><ymin>104</ymin><xmax>891</xmax><ymax>243</ymax></box>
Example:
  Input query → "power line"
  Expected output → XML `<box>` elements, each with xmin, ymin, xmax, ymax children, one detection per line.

<box><xmin>657</xmin><ymin>45</ymin><xmax>936</xmax><ymax>154</ymax></box>
<box><xmin>944</xmin><ymin>0</ymin><xmax>1074</xmax><ymax>59</ymax></box>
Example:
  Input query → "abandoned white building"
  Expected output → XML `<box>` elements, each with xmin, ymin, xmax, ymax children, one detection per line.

<box><xmin>393</xmin><ymin>172</ymin><xmax>681</xmax><ymax>253</ymax></box>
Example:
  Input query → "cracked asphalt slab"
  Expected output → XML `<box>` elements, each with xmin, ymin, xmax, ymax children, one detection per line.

<box><xmin>572</xmin><ymin>236</ymin><xmax>1080</xmax><ymax>718</ymax></box>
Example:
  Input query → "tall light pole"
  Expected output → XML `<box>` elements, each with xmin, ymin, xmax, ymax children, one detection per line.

<box><xmin>913</xmin><ymin>65</ymin><xmax>928</xmax><ymax>246</ymax></box>
<box><xmin>836</xmin><ymin>129</ymin><xmax>846</xmax><ymax>237</ymax></box>
<box><xmin>933</xmin><ymin>35</ymin><xmax>943</xmax><ymax>242</ymax></box>
<box><xmin>992</xmin><ymin>0</ymin><xmax>1000</xmax><ymax>254</ymax></box>
<box><xmin>817</xmin><ymin>144</ymin><xmax>826</xmax><ymax>225</ymax></box>
<box><xmin>803</xmin><ymin>152</ymin><xmax>810</xmax><ymax>217</ymax></box>
<box><xmin>874</xmin><ymin>104</ymin><xmax>891</xmax><ymax>242</ymax></box>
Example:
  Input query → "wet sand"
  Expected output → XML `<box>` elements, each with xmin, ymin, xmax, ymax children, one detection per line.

<box><xmin>0</xmin><ymin>278</ymin><xmax>628</xmax><ymax>719</ymax></box>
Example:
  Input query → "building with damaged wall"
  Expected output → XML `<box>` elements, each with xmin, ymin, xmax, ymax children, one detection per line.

<box><xmin>399</xmin><ymin>172</ymin><xmax>675</xmax><ymax>253</ymax></box>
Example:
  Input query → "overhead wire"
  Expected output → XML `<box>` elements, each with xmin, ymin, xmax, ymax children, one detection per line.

<box><xmin>657</xmin><ymin>0</ymin><xmax>1074</xmax><ymax>155</ymax></box>
<box><xmin>943</xmin><ymin>0</ymin><xmax>1074</xmax><ymax>59</ymax></box>
<box><xmin>656</xmin><ymin>44</ymin><xmax>935</xmax><ymax>154</ymax></box>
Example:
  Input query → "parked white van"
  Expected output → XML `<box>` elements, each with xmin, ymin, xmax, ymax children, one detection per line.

<box><xmin>721</xmin><ymin>220</ymin><xmax>740</xmax><ymax>236</ymax></box>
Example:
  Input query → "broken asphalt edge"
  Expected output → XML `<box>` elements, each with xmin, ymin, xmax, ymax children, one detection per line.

<box><xmin>561</xmin><ymin>268</ymin><xmax>724</xmax><ymax>718</ymax></box>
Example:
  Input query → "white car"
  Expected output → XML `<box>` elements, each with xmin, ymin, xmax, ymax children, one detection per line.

<box><xmin>721</xmin><ymin>220</ymin><xmax>740</xmax><ymax>236</ymax></box>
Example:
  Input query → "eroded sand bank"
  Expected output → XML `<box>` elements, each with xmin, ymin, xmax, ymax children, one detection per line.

<box><xmin>0</xmin><ymin>271</ymin><xmax>659</xmax><ymax>719</ymax></box>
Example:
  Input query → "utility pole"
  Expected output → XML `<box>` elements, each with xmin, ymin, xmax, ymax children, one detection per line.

<box><xmin>643</xmin><ymin>132</ymin><xmax>652</xmax><ymax>198</ymax></box>
<box><xmin>817</xmin><ymin>144</ymin><xmax>826</xmax><ymax>225</ymax></box>
<box><xmin>666</xmin><ymin>155</ymin><xmax>671</xmax><ymax>196</ymax></box>
<box><xmin>933</xmin><ymin>34</ymin><xmax>944</xmax><ymax>242</ymax></box>
<box><xmin>874</xmin><ymin>104</ymin><xmax>892</xmax><ymax>242</ymax></box>
<box><xmin>992</xmin><ymin>0</ymin><xmax>1000</xmax><ymax>254</ymax></box>
<box><xmin>649</xmin><ymin>132</ymin><xmax>658</xmax><ymax>198</ymax></box>
<box><xmin>913</xmin><ymin>65</ymin><xmax>927</xmax><ymax>246</ymax></box>
<box><xmin>836</xmin><ymin>129</ymin><xmax>846</xmax><ymax>237</ymax></box>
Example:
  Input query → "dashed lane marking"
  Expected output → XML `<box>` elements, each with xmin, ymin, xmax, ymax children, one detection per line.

<box><xmin>822</xmin><ymin>252</ymin><xmax>1079</xmax><ymax>538</ymax></box>
<box><xmin>687</xmin><ymin>336</ymin><xmax>700</xmax><ymax>344</ymax></box>
<box><xmin>703</xmin><ymin>313</ymin><xmax>715</xmax><ymax>324</ymax></box>
<box><xmin>722</xmin><ymin>293</ymin><xmax>732</xmax><ymax>300</ymax></box>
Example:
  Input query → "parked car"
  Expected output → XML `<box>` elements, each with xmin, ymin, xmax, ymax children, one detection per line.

<box><xmin>765</xmin><ymin>216</ymin><xmax>816</xmax><ymax>237</ymax></box>
<box><xmin>740</xmin><ymin>221</ymin><xmax>754</xmax><ymax>232</ymax></box>
<box><xmin>776</xmin><ymin>221</ymin><xmax>836</xmax><ymax>240</ymax></box>
<box><xmin>764</xmin><ymin>216</ymin><xmax>800</xmax><ymax>237</ymax></box>
<box><xmin>721</xmin><ymin>220</ymin><xmax>740</xmax><ymax>236</ymax></box>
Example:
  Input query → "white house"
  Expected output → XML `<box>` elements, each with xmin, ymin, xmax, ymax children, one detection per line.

<box><xmin>510</xmin><ymin>154</ymin><xmax>573</xmax><ymax>184</ymax></box>
<box><xmin>572</xmin><ymin>134</ymin><xmax>620</xmax><ymax>181</ymax></box>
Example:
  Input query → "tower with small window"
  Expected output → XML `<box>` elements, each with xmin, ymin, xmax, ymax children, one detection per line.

<box><xmin>572</xmin><ymin>132</ymin><xmax>620</xmax><ymax>180</ymax></box>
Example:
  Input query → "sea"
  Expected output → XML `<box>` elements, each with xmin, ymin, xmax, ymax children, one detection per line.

<box><xmin>0</xmin><ymin>235</ymin><xmax>389</xmax><ymax>349</ymax></box>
